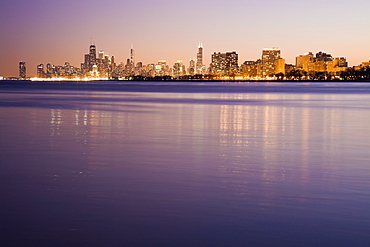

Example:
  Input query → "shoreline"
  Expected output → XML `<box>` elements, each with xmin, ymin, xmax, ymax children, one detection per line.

<box><xmin>2</xmin><ymin>80</ymin><xmax>370</xmax><ymax>94</ymax></box>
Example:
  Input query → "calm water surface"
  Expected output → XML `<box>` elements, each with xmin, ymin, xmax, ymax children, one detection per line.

<box><xmin>1</xmin><ymin>82</ymin><xmax>370</xmax><ymax>246</ymax></box>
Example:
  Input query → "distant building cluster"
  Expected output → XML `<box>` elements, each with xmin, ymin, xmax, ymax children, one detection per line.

<box><xmin>7</xmin><ymin>43</ymin><xmax>370</xmax><ymax>81</ymax></box>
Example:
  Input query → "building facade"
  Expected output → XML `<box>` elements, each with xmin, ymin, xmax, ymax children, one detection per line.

<box><xmin>210</xmin><ymin>51</ymin><xmax>239</xmax><ymax>76</ymax></box>
<box><xmin>261</xmin><ymin>48</ymin><xmax>281</xmax><ymax>77</ymax></box>
<box><xmin>19</xmin><ymin>61</ymin><xmax>26</xmax><ymax>79</ymax></box>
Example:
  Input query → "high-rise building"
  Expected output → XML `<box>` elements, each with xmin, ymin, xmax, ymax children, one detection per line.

<box><xmin>241</xmin><ymin>61</ymin><xmax>258</xmax><ymax>78</ymax></box>
<box><xmin>98</xmin><ymin>50</ymin><xmax>104</xmax><ymax>60</ymax></box>
<box><xmin>225</xmin><ymin>51</ymin><xmax>238</xmax><ymax>75</ymax></box>
<box><xmin>46</xmin><ymin>63</ymin><xmax>53</xmax><ymax>78</ymax></box>
<box><xmin>196</xmin><ymin>43</ymin><xmax>203</xmax><ymax>74</ymax></box>
<box><xmin>19</xmin><ymin>61</ymin><xmax>26</xmax><ymax>79</ymax></box>
<box><xmin>275</xmin><ymin>58</ymin><xmax>286</xmax><ymax>75</ymax></box>
<box><xmin>315</xmin><ymin>51</ymin><xmax>332</xmax><ymax>61</ymax></box>
<box><xmin>173</xmin><ymin>60</ymin><xmax>185</xmax><ymax>77</ymax></box>
<box><xmin>261</xmin><ymin>48</ymin><xmax>281</xmax><ymax>77</ymax></box>
<box><xmin>37</xmin><ymin>64</ymin><xmax>45</xmax><ymax>78</ymax></box>
<box><xmin>296</xmin><ymin>52</ymin><xmax>314</xmax><ymax>72</ymax></box>
<box><xmin>89</xmin><ymin>44</ymin><xmax>97</xmax><ymax>68</ymax></box>
<box><xmin>130</xmin><ymin>45</ymin><xmax>135</xmax><ymax>66</ymax></box>
<box><xmin>84</xmin><ymin>54</ymin><xmax>90</xmax><ymax>72</ymax></box>
<box><xmin>210</xmin><ymin>51</ymin><xmax>239</xmax><ymax>76</ymax></box>
<box><xmin>83</xmin><ymin>44</ymin><xmax>97</xmax><ymax>73</ymax></box>
<box><xmin>188</xmin><ymin>59</ymin><xmax>195</xmax><ymax>75</ymax></box>
<box><xmin>336</xmin><ymin>57</ymin><xmax>347</xmax><ymax>67</ymax></box>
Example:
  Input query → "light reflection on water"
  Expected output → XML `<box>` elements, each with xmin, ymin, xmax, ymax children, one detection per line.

<box><xmin>1</xmin><ymin>87</ymin><xmax>370</xmax><ymax>246</ymax></box>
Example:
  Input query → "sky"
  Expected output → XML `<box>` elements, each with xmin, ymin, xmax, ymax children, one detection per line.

<box><xmin>0</xmin><ymin>0</ymin><xmax>369</xmax><ymax>77</ymax></box>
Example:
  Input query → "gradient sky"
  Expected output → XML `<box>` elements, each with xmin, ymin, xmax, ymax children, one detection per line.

<box><xmin>1</xmin><ymin>0</ymin><xmax>369</xmax><ymax>77</ymax></box>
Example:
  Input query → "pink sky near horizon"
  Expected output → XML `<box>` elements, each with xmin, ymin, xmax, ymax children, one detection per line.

<box><xmin>0</xmin><ymin>0</ymin><xmax>369</xmax><ymax>77</ymax></box>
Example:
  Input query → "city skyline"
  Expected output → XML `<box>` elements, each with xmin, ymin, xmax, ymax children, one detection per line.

<box><xmin>14</xmin><ymin>43</ymin><xmax>370</xmax><ymax>81</ymax></box>
<box><xmin>1</xmin><ymin>0</ymin><xmax>370</xmax><ymax>77</ymax></box>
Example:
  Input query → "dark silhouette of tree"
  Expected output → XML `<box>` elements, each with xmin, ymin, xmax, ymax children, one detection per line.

<box><xmin>275</xmin><ymin>73</ymin><xmax>284</xmax><ymax>80</ymax></box>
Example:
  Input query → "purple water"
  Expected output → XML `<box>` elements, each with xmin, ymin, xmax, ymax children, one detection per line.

<box><xmin>1</xmin><ymin>81</ymin><xmax>370</xmax><ymax>246</ymax></box>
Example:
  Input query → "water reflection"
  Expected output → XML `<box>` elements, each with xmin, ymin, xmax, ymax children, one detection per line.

<box><xmin>1</xmin><ymin>89</ymin><xmax>370</xmax><ymax>246</ymax></box>
<box><xmin>216</xmin><ymin>93</ymin><xmax>370</xmax><ymax>208</ymax></box>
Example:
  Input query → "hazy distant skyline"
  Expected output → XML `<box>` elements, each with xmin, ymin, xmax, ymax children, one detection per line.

<box><xmin>1</xmin><ymin>0</ymin><xmax>369</xmax><ymax>77</ymax></box>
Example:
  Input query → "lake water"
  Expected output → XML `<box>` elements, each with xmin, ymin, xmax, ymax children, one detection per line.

<box><xmin>1</xmin><ymin>81</ymin><xmax>370</xmax><ymax>246</ymax></box>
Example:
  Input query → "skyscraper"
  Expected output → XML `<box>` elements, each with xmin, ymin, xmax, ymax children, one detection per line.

<box><xmin>210</xmin><ymin>51</ymin><xmax>238</xmax><ymax>76</ymax></box>
<box><xmin>37</xmin><ymin>64</ymin><xmax>44</xmax><ymax>78</ymax></box>
<box><xmin>261</xmin><ymin>48</ymin><xmax>281</xmax><ymax>77</ymax></box>
<box><xmin>196</xmin><ymin>43</ymin><xmax>203</xmax><ymax>74</ymax></box>
<box><xmin>46</xmin><ymin>63</ymin><xmax>53</xmax><ymax>78</ymax></box>
<box><xmin>130</xmin><ymin>45</ymin><xmax>135</xmax><ymax>66</ymax></box>
<box><xmin>296</xmin><ymin>52</ymin><xmax>314</xmax><ymax>72</ymax></box>
<box><xmin>188</xmin><ymin>59</ymin><xmax>195</xmax><ymax>75</ymax></box>
<box><xmin>19</xmin><ymin>61</ymin><xmax>26</xmax><ymax>79</ymax></box>
<box><xmin>173</xmin><ymin>60</ymin><xmax>185</xmax><ymax>77</ymax></box>
<box><xmin>88</xmin><ymin>44</ymin><xmax>97</xmax><ymax>71</ymax></box>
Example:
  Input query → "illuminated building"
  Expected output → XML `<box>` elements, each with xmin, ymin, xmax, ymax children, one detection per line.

<box><xmin>241</xmin><ymin>61</ymin><xmax>257</xmax><ymax>78</ymax></box>
<box><xmin>98</xmin><ymin>51</ymin><xmax>104</xmax><ymax>60</ymax></box>
<box><xmin>173</xmin><ymin>60</ymin><xmax>185</xmax><ymax>77</ymax></box>
<box><xmin>89</xmin><ymin>44</ymin><xmax>97</xmax><ymax>66</ymax></box>
<box><xmin>111</xmin><ymin>56</ymin><xmax>116</xmax><ymax>71</ymax></box>
<box><xmin>136</xmin><ymin>62</ymin><xmax>142</xmax><ymax>69</ymax></box>
<box><xmin>130</xmin><ymin>45</ymin><xmax>135</xmax><ymax>66</ymax></box>
<box><xmin>296</xmin><ymin>51</ymin><xmax>348</xmax><ymax>75</ymax></box>
<box><xmin>210</xmin><ymin>51</ymin><xmax>239</xmax><ymax>76</ymax></box>
<box><xmin>261</xmin><ymin>48</ymin><xmax>281</xmax><ymax>77</ymax></box>
<box><xmin>188</xmin><ymin>59</ymin><xmax>195</xmax><ymax>75</ymax></box>
<box><xmin>37</xmin><ymin>64</ymin><xmax>45</xmax><ymax>78</ymax></box>
<box><xmin>91</xmin><ymin>64</ymin><xmax>99</xmax><ymax>78</ymax></box>
<box><xmin>316</xmin><ymin>51</ymin><xmax>332</xmax><ymax>61</ymax></box>
<box><xmin>296</xmin><ymin>52</ymin><xmax>314</xmax><ymax>72</ymax></box>
<box><xmin>362</xmin><ymin>61</ymin><xmax>370</xmax><ymax>67</ymax></box>
<box><xmin>327</xmin><ymin>57</ymin><xmax>348</xmax><ymax>73</ymax></box>
<box><xmin>84</xmin><ymin>54</ymin><xmax>90</xmax><ymax>73</ymax></box>
<box><xmin>196</xmin><ymin>43</ymin><xmax>204</xmax><ymax>74</ymax></box>
<box><xmin>337</xmin><ymin>57</ymin><xmax>348</xmax><ymax>67</ymax></box>
<box><xmin>82</xmin><ymin>44</ymin><xmax>97</xmax><ymax>74</ymax></box>
<box><xmin>275</xmin><ymin>58</ymin><xmax>286</xmax><ymax>75</ymax></box>
<box><xmin>46</xmin><ymin>63</ymin><xmax>53</xmax><ymax>78</ymax></box>
<box><xmin>211</xmin><ymin>52</ymin><xmax>226</xmax><ymax>76</ymax></box>
<box><xmin>155</xmin><ymin>60</ymin><xmax>170</xmax><ymax>76</ymax></box>
<box><xmin>19</xmin><ymin>61</ymin><xmax>26</xmax><ymax>79</ymax></box>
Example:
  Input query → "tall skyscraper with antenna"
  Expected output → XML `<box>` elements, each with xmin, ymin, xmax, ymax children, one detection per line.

<box><xmin>89</xmin><ymin>44</ymin><xmax>97</xmax><ymax>68</ymax></box>
<box><xmin>196</xmin><ymin>42</ymin><xmax>203</xmax><ymax>74</ymax></box>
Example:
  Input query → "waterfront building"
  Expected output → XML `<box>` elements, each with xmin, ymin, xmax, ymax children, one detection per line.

<box><xmin>196</xmin><ymin>43</ymin><xmax>204</xmax><ymax>74</ymax></box>
<box><xmin>261</xmin><ymin>48</ymin><xmax>281</xmax><ymax>77</ymax></box>
<box><xmin>296</xmin><ymin>51</ymin><xmax>348</xmax><ymax>76</ymax></box>
<box><xmin>173</xmin><ymin>60</ymin><xmax>185</xmax><ymax>77</ymax></box>
<box><xmin>296</xmin><ymin>52</ymin><xmax>314</xmax><ymax>72</ymax></box>
<box><xmin>362</xmin><ymin>61</ymin><xmax>370</xmax><ymax>67</ymax></box>
<box><xmin>188</xmin><ymin>59</ymin><xmax>195</xmax><ymax>75</ymax></box>
<box><xmin>241</xmin><ymin>61</ymin><xmax>257</xmax><ymax>78</ymax></box>
<box><xmin>19</xmin><ymin>61</ymin><xmax>26</xmax><ymax>79</ymax></box>
<box><xmin>210</xmin><ymin>51</ymin><xmax>239</xmax><ymax>76</ymax></box>
<box><xmin>83</xmin><ymin>54</ymin><xmax>90</xmax><ymax>74</ymax></box>
<box><xmin>89</xmin><ymin>44</ymin><xmax>97</xmax><ymax>66</ymax></box>
<box><xmin>316</xmin><ymin>51</ymin><xmax>332</xmax><ymax>61</ymax></box>
<box><xmin>98</xmin><ymin>51</ymin><xmax>104</xmax><ymax>60</ymax></box>
<box><xmin>275</xmin><ymin>58</ymin><xmax>286</xmax><ymax>75</ymax></box>
<box><xmin>46</xmin><ymin>63</ymin><xmax>53</xmax><ymax>77</ymax></box>
<box><xmin>91</xmin><ymin>64</ymin><xmax>99</xmax><ymax>78</ymax></box>
<box><xmin>130</xmin><ymin>45</ymin><xmax>135</xmax><ymax>66</ymax></box>
<box><xmin>37</xmin><ymin>64</ymin><xmax>45</xmax><ymax>78</ymax></box>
